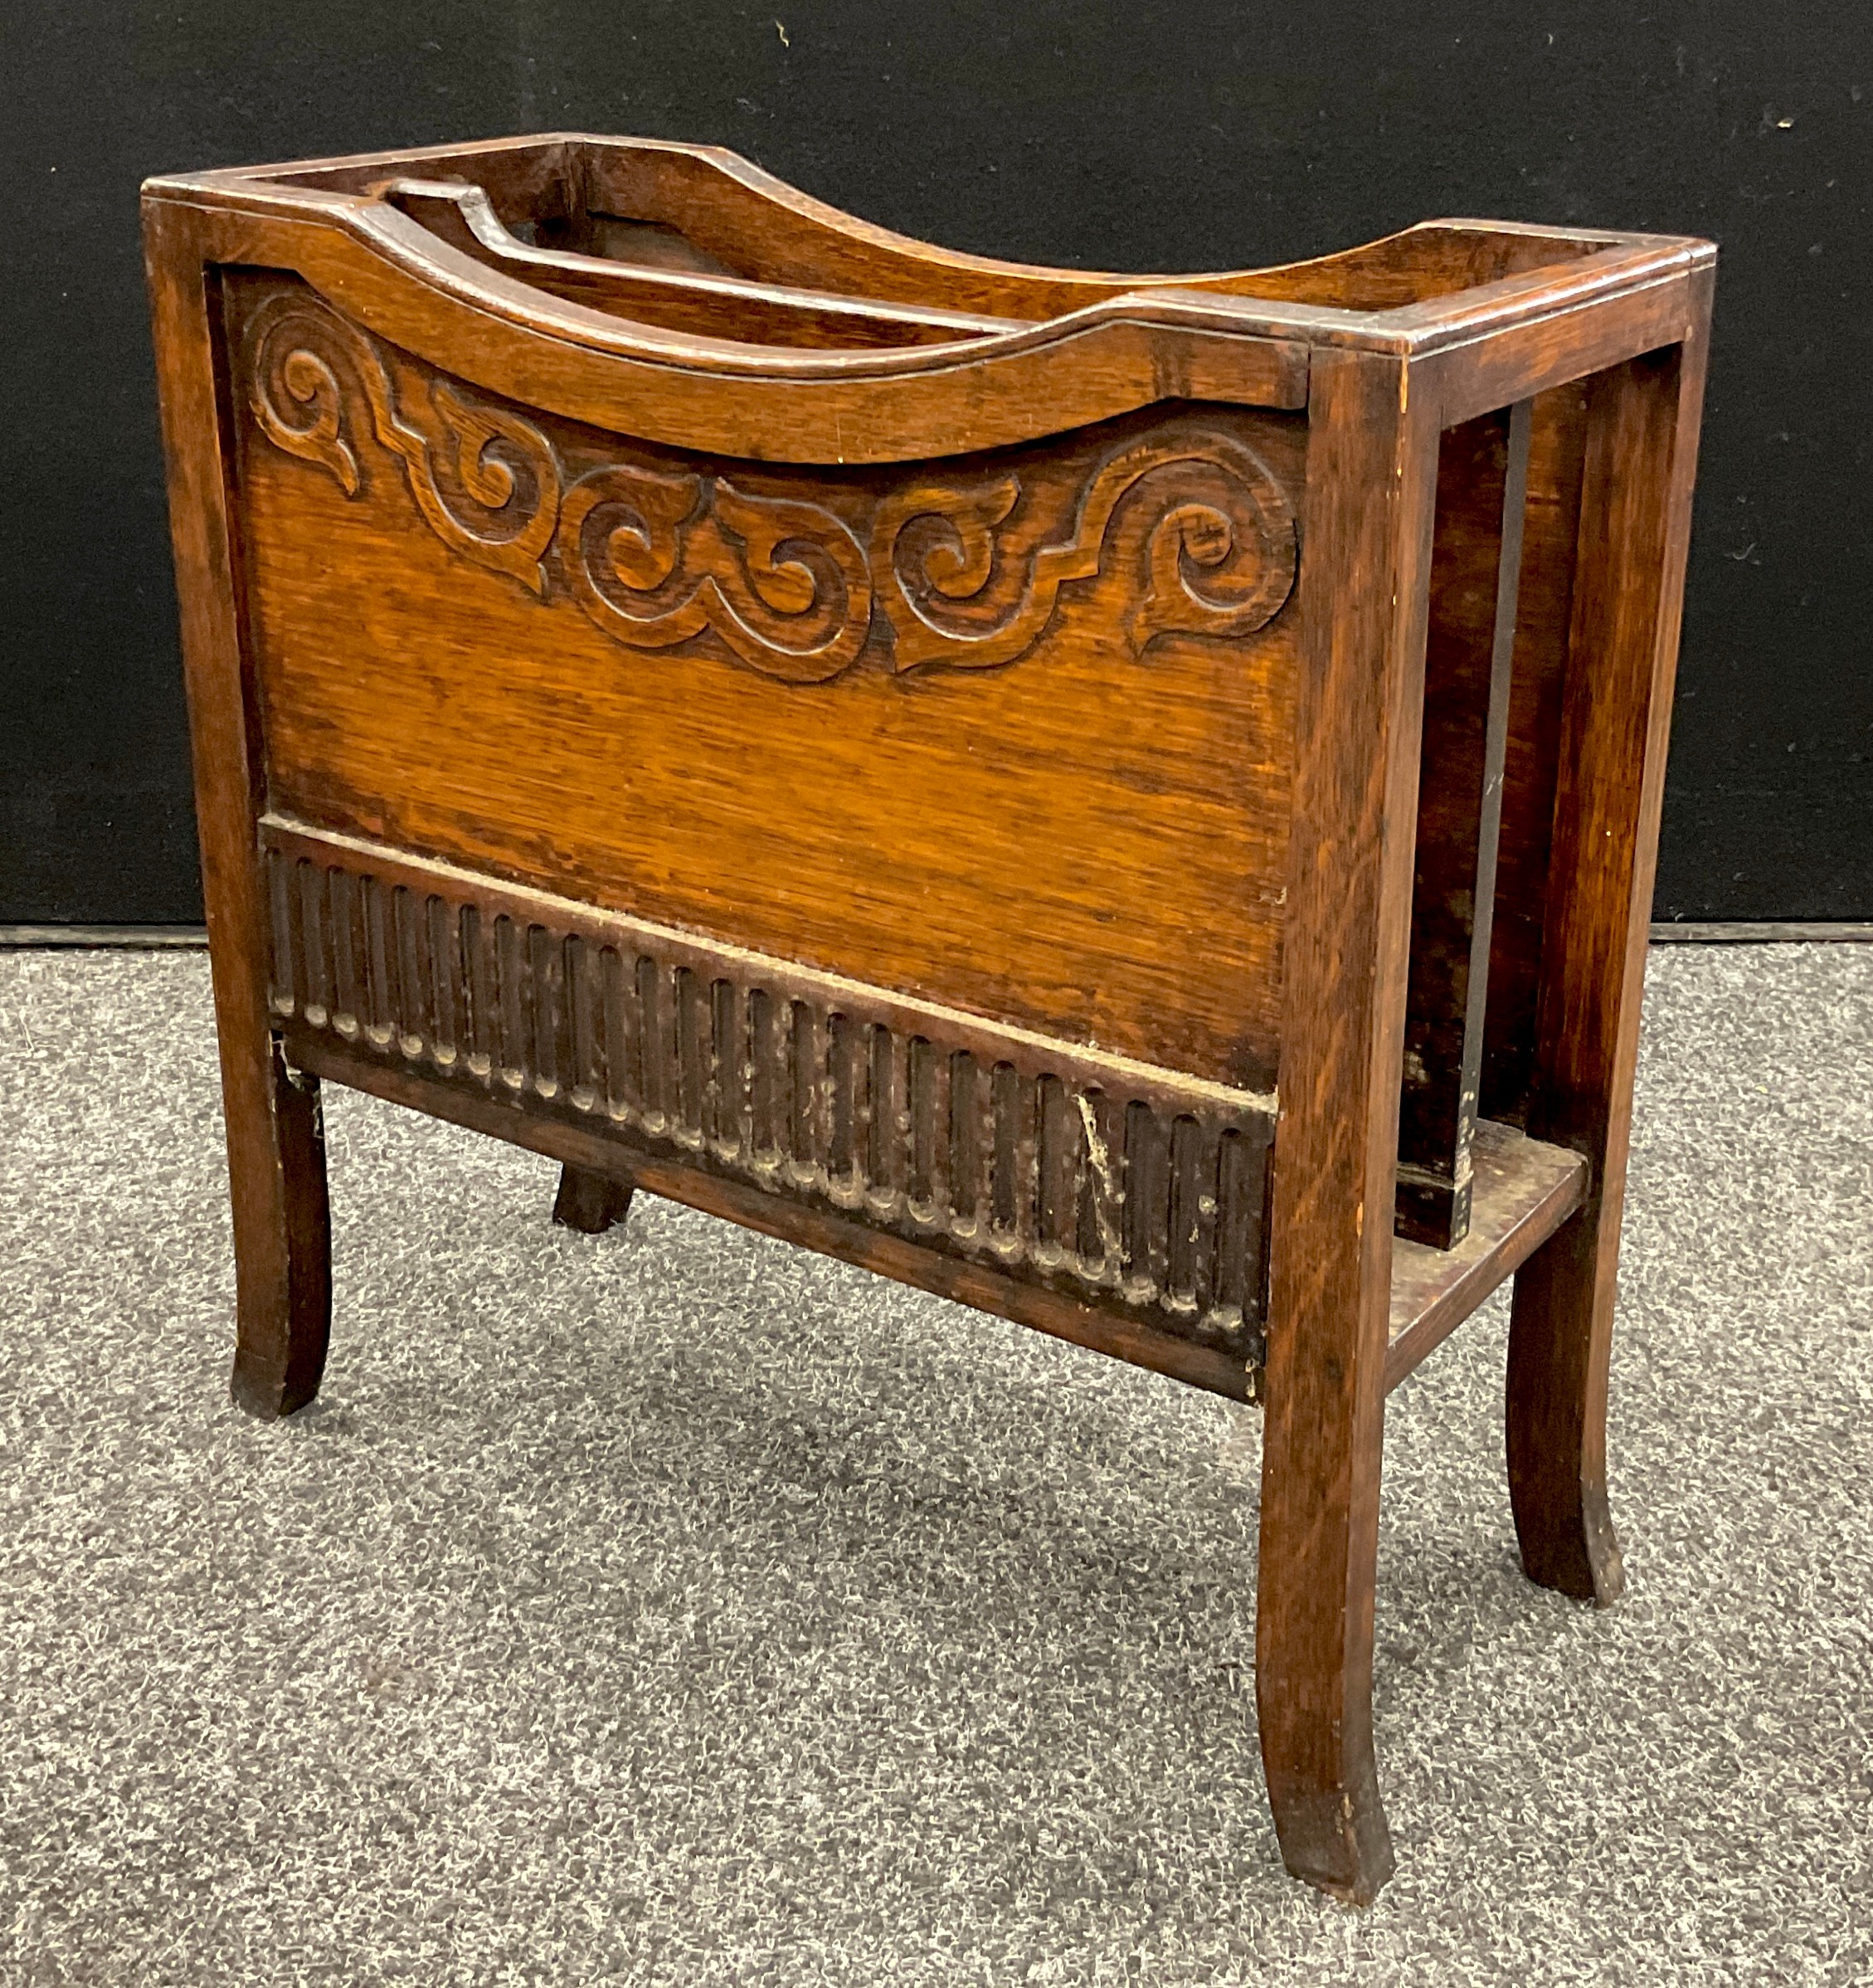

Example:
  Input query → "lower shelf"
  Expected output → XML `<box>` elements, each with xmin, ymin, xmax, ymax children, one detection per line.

<box><xmin>1386</xmin><ymin>1120</ymin><xmax>1587</xmax><ymax>1390</ymax></box>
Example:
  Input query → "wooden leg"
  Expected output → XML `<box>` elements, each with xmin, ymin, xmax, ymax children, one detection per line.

<box><xmin>1257</xmin><ymin>1396</ymin><xmax>1394</xmax><ymax>1903</ymax></box>
<box><xmin>1507</xmin><ymin>1216</ymin><xmax>1624</xmax><ymax>1602</ymax></box>
<box><xmin>552</xmin><ymin>1161</ymin><xmax>635</xmax><ymax>1234</ymax></box>
<box><xmin>145</xmin><ymin>202</ymin><xmax>333</xmax><ymax>1420</ymax></box>
<box><xmin>1505</xmin><ymin>310</ymin><xmax>1711</xmax><ymax>1603</ymax></box>
<box><xmin>1256</xmin><ymin>346</ymin><xmax>1440</xmax><ymax>1904</ymax></box>
<box><xmin>226</xmin><ymin>1035</ymin><xmax>332</xmax><ymax>1419</ymax></box>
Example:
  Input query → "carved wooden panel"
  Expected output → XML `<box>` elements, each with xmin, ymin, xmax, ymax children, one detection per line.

<box><xmin>241</xmin><ymin>286</ymin><xmax>1297</xmax><ymax>683</ymax></box>
<box><xmin>263</xmin><ymin>819</ymin><xmax>1274</xmax><ymax>1363</ymax></box>
<box><xmin>225</xmin><ymin>271</ymin><xmax>1303</xmax><ymax>1093</ymax></box>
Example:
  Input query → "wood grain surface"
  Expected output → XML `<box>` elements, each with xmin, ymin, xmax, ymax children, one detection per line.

<box><xmin>230</xmin><ymin>274</ymin><xmax>1304</xmax><ymax>1092</ymax></box>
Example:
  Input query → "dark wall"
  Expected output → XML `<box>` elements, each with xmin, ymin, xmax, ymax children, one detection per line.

<box><xmin>6</xmin><ymin>2</ymin><xmax>1869</xmax><ymax>922</ymax></box>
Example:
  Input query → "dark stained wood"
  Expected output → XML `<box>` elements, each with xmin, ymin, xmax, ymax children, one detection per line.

<box><xmin>1395</xmin><ymin>400</ymin><xmax>1531</xmax><ymax>1246</ymax></box>
<box><xmin>200</xmin><ymin>134</ymin><xmax>1654</xmax><ymax>318</ymax></box>
<box><xmin>552</xmin><ymin>1162</ymin><xmax>635</xmax><ymax>1235</ymax></box>
<box><xmin>1506</xmin><ymin>281</ymin><xmax>1715</xmax><ymax>1605</ymax></box>
<box><xmin>1418</xmin><ymin>261</ymin><xmax>1707</xmax><ymax>427</ymax></box>
<box><xmin>260</xmin><ymin>816</ymin><xmax>1275</xmax><ymax>1367</ymax></box>
<box><xmin>1387</xmin><ymin>1121</ymin><xmax>1586</xmax><ymax>1391</ymax></box>
<box><xmin>576</xmin><ymin>139</ymin><xmax>1618</xmax><ymax>315</ymax></box>
<box><xmin>144</xmin><ymin>136</ymin><xmax>1715</xmax><ymax>1902</ymax></box>
<box><xmin>285</xmin><ymin>1030</ymin><xmax>1259</xmax><ymax>1403</ymax></box>
<box><xmin>1257</xmin><ymin>345</ymin><xmax>1439</xmax><ymax>1904</ymax></box>
<box><xmin>144</xmin><ymin>141</ymin><xmax>1709</xmax><ymax>465</ymax></box>
<box><xmin>161</xmin><ymin>197</ymin><xmax>1317</xmax><ymax>464</ymax></box>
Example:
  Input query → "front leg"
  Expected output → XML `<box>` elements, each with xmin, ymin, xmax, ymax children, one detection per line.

<box><xmin>225</xmin><ymin>1035</ymin><xmax>333</xmax><ymax>1419</ymax></box>
<box><xmin>147</xmin><ymin>199</ymin><xmax>333</xmax><ymax>1421</ymax></box>
<box><xmin>1253</xmin><ymin>344</ymin><xmax>1439</xmax><ymax>1903</ymax></box>
<box><xmin>1256</xmin><ymin>1351</ymin><xmax>1394</xmax><ymax>1903</ymax></box>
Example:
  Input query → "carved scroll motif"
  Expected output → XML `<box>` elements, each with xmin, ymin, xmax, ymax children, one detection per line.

<box><xmin>243</xmin><ymin>292</ymin><xmax>561</xmax><ymax>595</ymax></box>
<box><xmin>241</xmin><ymin>296</ymin><xmax>1297</xmax><ymax>682</ymax></box>
<box><xmin>875</xmin><ymin>435</ymin><xmax>1297</xmax><ymax>673</ymax></box>
<box><xmin>561</xmin><ymin>467</ymin><xmax>872</xmax><ymax>683</ymax></box>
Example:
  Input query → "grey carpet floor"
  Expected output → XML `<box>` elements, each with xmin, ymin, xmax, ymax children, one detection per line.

<box><xmin>0</xmin><ymin>948</ymin><xmax>1868</xmax><ymax>1986</ymax></box>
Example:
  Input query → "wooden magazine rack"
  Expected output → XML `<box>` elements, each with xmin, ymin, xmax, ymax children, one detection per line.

<box><xmin>144</xmin><ymin>134</ymin><xmax>1714</xmax><ymax>1901</ymax></box>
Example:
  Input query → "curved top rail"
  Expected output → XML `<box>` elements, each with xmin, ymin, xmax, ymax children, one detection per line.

<box><xmin>163</xmin><ymin>130</ymin><xmax>1698</xmax><ymax>321</ymax></box>
<box><xmin>559</xmin><ymin>136</ymin><xmax>1622</xmax><ymax>318</ymax></box>
<box><xmin>368</xmin><ymin>176</ymin><xmax>1036</xmax><ymax>349</ymax></box>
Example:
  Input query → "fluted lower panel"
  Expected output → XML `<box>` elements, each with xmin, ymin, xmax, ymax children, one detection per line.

<box><xmin>262</xmin><ymin>818</ymin><xmax>1272</xmax><ymax>1362</ymax></box>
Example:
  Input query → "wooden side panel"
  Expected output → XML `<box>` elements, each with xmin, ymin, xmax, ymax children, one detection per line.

<box><xmin>225</xmin><ymin>273</ymin><xmax>1303</xmax><ymax>1093</ymax></box>
<box><xmin>262</xmin><ymin>819</ymin><xmax>1275</xmax><ymax>1363</ymax></box>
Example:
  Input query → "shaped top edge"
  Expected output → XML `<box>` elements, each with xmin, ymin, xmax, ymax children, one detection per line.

<box><xmin>141</xmin><ymin>130</ymin><xmax>1715</xmax><ymax>337</ymax></box>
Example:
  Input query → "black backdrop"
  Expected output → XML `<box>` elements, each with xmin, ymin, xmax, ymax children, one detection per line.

<box><xmin>6</xmin><ymin>2</ymin><xmax>1868</xmax><ymax>923</ymax></box>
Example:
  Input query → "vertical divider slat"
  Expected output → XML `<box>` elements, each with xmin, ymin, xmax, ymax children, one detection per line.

<box><xmin>564</xmin><ymin>933</ymin><xmax>595</xmax><ymax>1104</ymax></box>
<box><xmin>851</xmin><ymin>1020</ymin><xmax>876</xmax><ymax>1198</ymax></box>
<box><xmin>494</xmin><ymin>915</ymin><xmax>524</xmax><ymax>1088</ymax></box>
<box><xmin>988</xmin><ymin>1062</ymin><xmax>1017</xmax><ymax>1236</ymax></box>
<box><xmin>1214</xmin><ymin>1126</ymin><xmax>1252</xmax><ymax>1319</ymax></box>
<box><xmin>633</xmin><ymin>955</ymin><xmax>661</xmax><ymax>1125</ymax></box>
<box><xmin>947</xmin><ymin>1051</ymin><xmax>980</xmax><ymax>1230</ymax></box>
<box><xmin>868</xmin><ymin>1025</ymin><xmax>901</xmax><ymax>1206</ymax></box>
<box><xmin>265</xmin><ymin>848</ymin><xmax>297</xmax><ymax>1015</ymax></box>
<box><xmin>747</xmin><ymin>987</ymin><xmax>774</xmax><ymax>1156</ymax></box>
<box><xmin>1126</xmin><ymin>1099</ymin><xmax>1170</xmax><ymax>1301</ymax></box>
<box><xmin>391</xmin><ymin>885</ymin><xmax>423</xmax><ymax>1057</ymax></box>
<box><xmin>522</xmin><ymin>924</ymin><xmax>553</xmax><ymax>1094</ymax></box>
<box><xmin>462</xmin><ymin>904</ymin><xmax>494</xmax><ymax>1079</ymax></box>
<box><xmin>1396</xmin><ymin>394</ymin><xmax>1535</xmax><ymax>1248</ymax></box>
<box><xmin>1189</xmin><ymin>1118</ymin><xmax>1224</xmax><ymax>1319</ymax></box>
<box><xmin>922</xmin><ymin>1040</ymin><xmax>951</xmax><ymax>1220</ymax></box>
<box><xmin>674</xmin><ymin>965</ymin><xmax>702</xmax><ymax>1136</ymax></box>
<box><xmin>703</xmin><ymin>978</ymin><xmax>733</xmax><ymax>1149</ymax></box>
<box><xmin>770</xmin><ymin>993</ymin><xmax>798</xmax><ymax>1169</ymax></box>
<box><xmin>725</xmin><ymin>979</ymin><xmax>754</xmax><ymax>1157</ymax></box>
<box><xmin>1034</xmin><ymin>1074</ymin><xmax>1068</xmax><ymax>1250</ymax></box>
<box><xmin>1011</xmin><ymin>1071</ymin><xmax>1041</xmax><ymax>1255</ymax></box>
<box><xmin>1077</xmin><ymin>1086</ymin><xmax>1126</xmax><ymax>1279</ymax></box>
<box><xmin>825</xmin><ymin>1011</ymin><xmax>856</xmax><ymax>1186</ymax></box>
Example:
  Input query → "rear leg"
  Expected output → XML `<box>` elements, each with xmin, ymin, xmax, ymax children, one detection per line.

<box><xmin>552</xmin><ymin>1162</ymin><xmax>635</xmax><ymax>1235</ymax></box>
